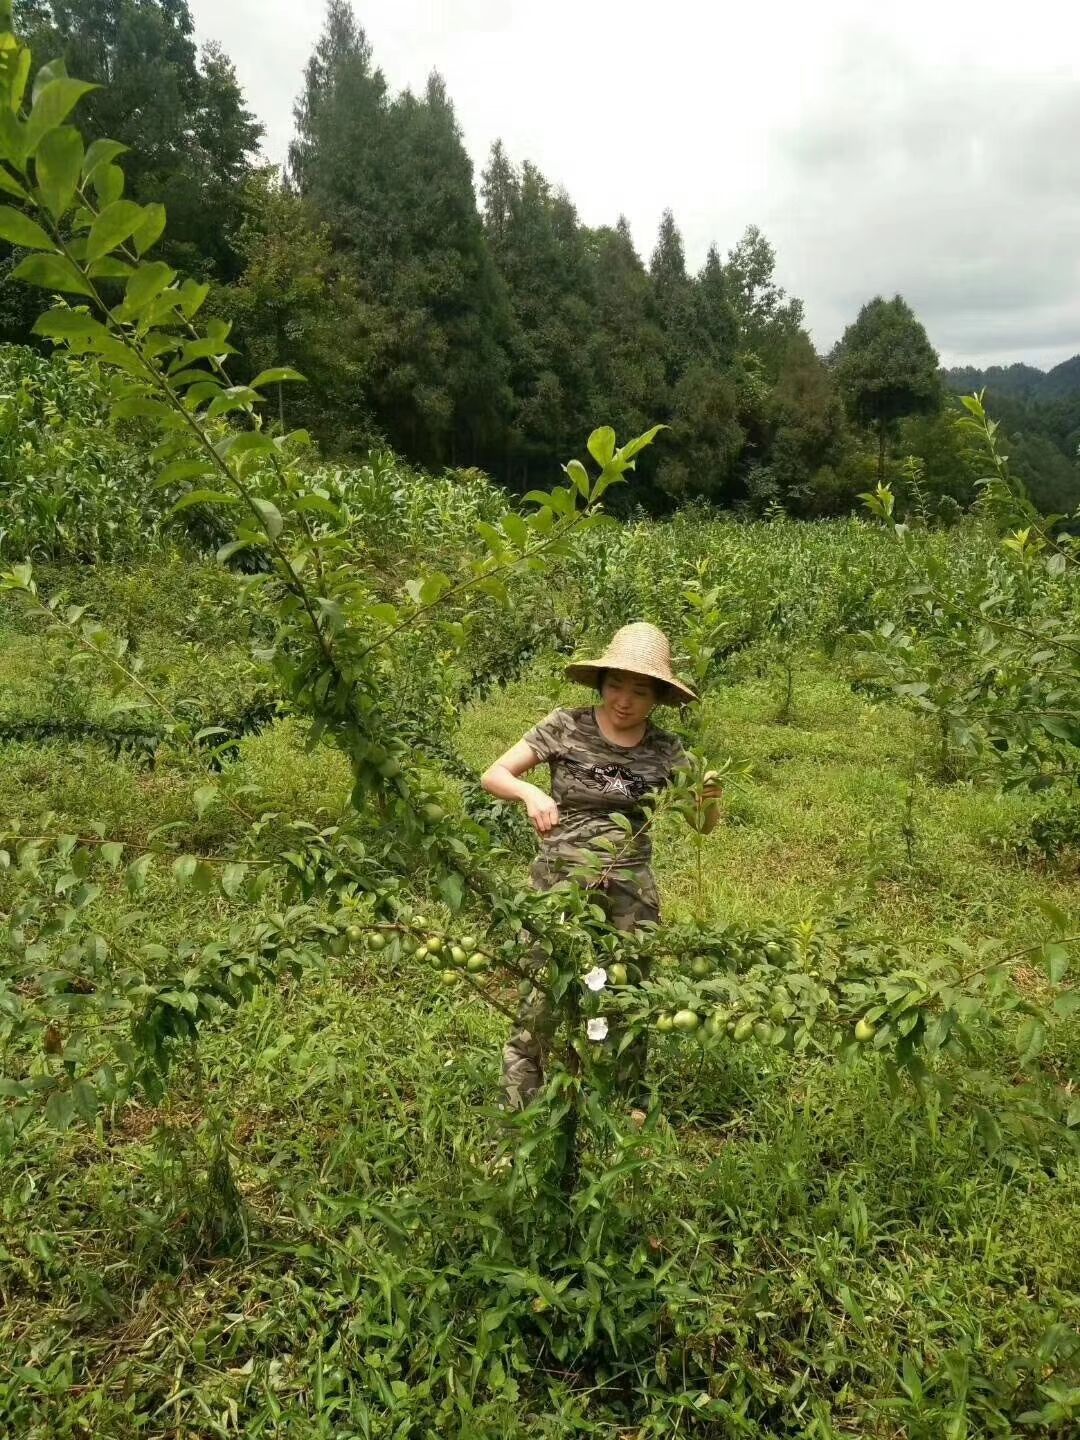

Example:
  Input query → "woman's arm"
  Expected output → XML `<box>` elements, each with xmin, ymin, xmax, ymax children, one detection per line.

<box><xmin>481</xmin><ymin>740</ymin><xmax>561</xmax><ymax>835</ymax></box>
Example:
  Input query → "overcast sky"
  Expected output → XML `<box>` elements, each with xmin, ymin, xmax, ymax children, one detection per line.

<box><xmin>187</xmin><ymin>0</ymin><xmax>1080</xmax><ymax>370</ymax></box>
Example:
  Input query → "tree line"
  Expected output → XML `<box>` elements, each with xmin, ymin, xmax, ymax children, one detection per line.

<box><xmin>942</xmin><ymin>360</ymin><xmax>1080</xmax><ymax>515</ymax></box>
<box><xmin>5</xmin><ymin>0</ymin><xmax>1077</xmax><ymax>517</ymax></box>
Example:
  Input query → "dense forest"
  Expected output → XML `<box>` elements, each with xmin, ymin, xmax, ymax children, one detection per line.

<box><xmin>4</xmin><ymin>0</ymin><xmax>1078</xmax><ymax>517</ymax></box>
<box><xmin>942</xmin><ymin>359</ymin><xmax>1080</xmax><ymax>515</ymax></box>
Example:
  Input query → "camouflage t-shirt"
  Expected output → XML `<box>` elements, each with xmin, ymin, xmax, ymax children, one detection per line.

<box><xmin>522</xmin><ymin>706</ymin><xmax>687</xmax><ymax>866</ymax></box>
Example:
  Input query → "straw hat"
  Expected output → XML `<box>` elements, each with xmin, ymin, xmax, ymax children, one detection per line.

<box><xmin>564</xmin><ymin>622</ymin><xmax>697</xmax><ymax>706</ymax></box>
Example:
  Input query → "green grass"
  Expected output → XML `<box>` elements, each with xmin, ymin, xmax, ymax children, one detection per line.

<box><xmin>457</xmin><ymin>649</ymin><xmax>1076</xmax><ymax>949</ymax></box>
<box><xmin>1</xmin><ymin>582</ymin><xmax>1078</xmax><ymax>1438</ymax></box>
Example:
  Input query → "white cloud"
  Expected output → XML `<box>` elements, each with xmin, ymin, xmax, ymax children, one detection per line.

<box><xmin>188</xmin><ymin>0</ymin><xmax>1080</xmax><ymax>369</ymax></box>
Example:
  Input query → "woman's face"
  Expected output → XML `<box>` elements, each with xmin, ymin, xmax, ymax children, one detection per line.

<box><xmin>600</xmin><ymin>669</ymin><xmax>659</xmax><ymax>728</ymax></box>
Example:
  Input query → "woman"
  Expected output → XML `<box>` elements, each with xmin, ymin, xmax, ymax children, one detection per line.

<box><xmin>481</xmin><ymin>622</ymin><xmax>722</xmax><ymax>1111</ymax></box>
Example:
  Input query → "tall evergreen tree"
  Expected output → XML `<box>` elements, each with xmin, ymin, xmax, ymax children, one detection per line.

<box><xmin>646</xmin><ymin>213</ymin><xmax>747</xmax><ymax>503</ymax></box>
<box><xmin>696</xmin><ymin>244</ymin><xmax>739</xmax><ymax>366</ymax></box>
<box><xmin>649</xmin><ymin>208</ymin><xmax>694</xmax><ymax>386</ymax></box>
<box><xmin>830</xmin><ymin>295</ymin><xmax>941</xmax><ymax>483</ymax></box>
<box><xmin>481</xmin><ymin>146</ymin><xmax>596</xmax><ymax>483</ymax></box>
<box><xmin>288</xmin><ymin>0</ymin><xmax>388</xmax><ymax>247</ymax></box>
<box><xmin>290</xmin><ymin>5</ymin><xmax>509</xmax><ymax>466</ymax></box>
<box><xmin>381</xmin><ymin>74</ymin><xmax>511</xmax><ymax>463</ymax></box>
<box><xmin>583</xmin><ymin>216</ymin><xmax>667</xmax><ymax>490</ymax></box>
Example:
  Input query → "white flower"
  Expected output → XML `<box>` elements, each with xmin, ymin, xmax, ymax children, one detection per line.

<box><xmin>584</xmin><ymin>966</ymin><xmax>607</xmax><ymax>992</ymax></box>
<box><xmin>587</xmin><ymin>1017</ymin><xmax>609</xmax><ymax>1042</ymax></box>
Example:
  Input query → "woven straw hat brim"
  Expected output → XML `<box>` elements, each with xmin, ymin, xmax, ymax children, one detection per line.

<box><xmin>565</xmin><ymin>623</ymin><xmax>698</xmax><ymax>706</ymax></box>
<box><xmin>564</xmin><ymin>660</ymin><xmax>697</xmax><ymax>706</ymax></box>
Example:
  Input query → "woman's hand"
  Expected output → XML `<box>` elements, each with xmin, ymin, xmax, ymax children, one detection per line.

<box><xmin>481</xmin><ymin>742</ymin><xmax>559</xmax><ymax>834</ymax></box>
<box><xmin>524</xmin><ymin>787</ymin><xmax>560</xmax><ymax>835</ymax></box>
<box><xmin>701</xmin><ymin>771</ymin><xmax>724</xmax><ymax>805</ymax></box>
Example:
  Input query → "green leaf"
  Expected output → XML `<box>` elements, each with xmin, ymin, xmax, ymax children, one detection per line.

<box><xmin>193</xmin><ymin>784</ymin><xmax>218</xmax><ymax>818</ymax></box>
<box><xmin>0</xmin><ymin>202</ymin><xmax>55</xmax><ymax>249</ymax></box>
<box><xmin>206</xmin><ymin>386</ymin><xmax>260</xmax><ymax>419</ymax></box>
<box><xmin>12</xmin><ymin>251</ymin><xmax>92</xmax><ymax>296</ymax></box>
<box><xmin>86</xmin><ymin>199</ymin><xmax>146</xmax><ymax>263</ymax></box>
<box><xmin>126</xmin><ymin>852</ymin><xmax>153</xmax><ymax>894</ymax></box>
<box><xmin>973</xmin><ymin>1105</ymin><xmax>1002</xmax><ymax>1154</ymax></box>
<box><xmin>34</xmin><ymin>124</ymin><xmax>82</xmax><ymax>218</ymax></box>
<box><xmin>9</xmin><ymin>42</ymin><xmax>32</xmax><ymax>114</ymax></box>
<box><xmin>250</xmin><ymin>366</ymin><xmax>307</xmax><ymax>388</ymax></box>
<box><xmin>154</xmin><ymin>458</ymin><xmax>213</xmax><ymax>489</ymax></box>
<box><xmin>1042</xmin><ymin>942</ymin><xmax>1070</xmax><ymax>985</ymax></box>
<box><xmin>419</xmin><ymin>571</ymin><xmax>451</xmax><ymax>605</ymax></box>
<box><xmin>618</xmin><ymin>423</ymin><xmax>666</xmax><ymax>462</ymax></box>
<box><xmin>33</xmin><ymin>306</ymin><xmax>103</xmax><ymax>342</ymax></box>
<box><xmin>587</xmin><ymin>426</ymin><xmax>616</xmax><ymax>467</ymax></box>
<box><xmin>82</xmin><ymin>138</ymin><xmax>127</xmax><ymax>180</ymax></box>
<box><xmin>71</xmin><ymin>1078</ymin><xmax>98</xmax><ymax>1122</ymax></box>
<box><xmin>111</xmin><ymin>395</ymin><xmax>178</xmax><ymax>426</ymax></box>
<box><xmin>44</xmin><ymin>1086</ymin><xmax>76</xmax><ymax>1131</ymax></box>
<box><xmin>476</xmin><ymin>520</ymin><xmax>508</xmax><ymax>556</ymax></box>
<box><xmin>563</xmin><ymin>459</ymin><xmax>590</xmax><ymax>498</ymax></box>
<box><xmin>87</xmin><ymin>256</ymin><xmax>132</xmax><ymax>279</ymax></box>
<box><xmin>438</xmin><ymin>871</ymin><xmax>465</xmax><ymax>912</ymax></box>
<box><xmin>1015</xmin><ymin>1016</ymin><xmax>1045</xmax><ymax>1065</ymax></box>
<box><xmin>73</xmin><ymin>331</ymin><xmax>146</xmax><ymax>376</ymax></box>
<box><xmin>177</xmin><ymin>278</ymin><xmax>209</xmax><ymax>318</ymax></box>
<box><xmin>183</xmin><ymin>380</ymin><xmax>224</xmax><ymax>409</ymax></box>
<box><xmin>293</xmin><ymin>493</ymin><xmax>342</xmax><ymax>521</ymax></box>
<box><xmin>502</xmin><ymin>514</ymin><xmax>529</xmax><ymax>551</ymax></box>
<box><xmin>1034</xmin><ymin>897</ymin><xmax>1070</xmax><ymax>933</ymax></box>
<box><xmin>24</xmin><ymin>78</ymin><xmax>97</xmax><ymax>158</ymax></box>
<box><xmin>0</xmin><ymin>106</ymin><xmax>26</xmax><ymax>171</ymax></box>
<box><xmin>252</xmin><ymin>497</ymin><xmax>283</xmax><ymax>538</ymax></box>
<box><xmin>131</xmin><ymin>201</ymin><xmax>165</xmax><ymax>256</ymax></box>
<box><xmin>474</xmin><ymin>575</ymin><xmax>507</xmax><ymax>603</ymax></box>
<box><xmin>100</xmin><ymin>841</ymin><xmax>124</xmax><ymax>868</ymax></box>
<box><xmin>31</xmin><ymin>57</ymin><xmax>68</xmax><ymax>106</ymax></box>
<box><xmin>0</xmin><ymin>166</ymin><xmax>29</xmax><ymax>201</ymax></box>
<box><xmin>169</xmin><ymin>489</ymin><xmax>240</xmax><ymax>516</ymax></box>
<box><xmin>92</xmin><ymin>162</ymin><xmax>124</xmax><ymax>207</ymax></box>
<box><xmin>122</xmin><ymin>260</ymin><xmax>176</xmax><ymax>315</ymax></box>
<box><xmin>142</xmin><ymin>330</ymin><xmax>180</xmax><ymax>360</ymax></box>
<box><xmin>172</xmin><ymin>337</ymin><xmax>238</xmax><ymax>373</ymax></box>
<box><xmin>192</xmin><ymin>861</ymin><xmax>215</xmax><ymax>895</ymax></box>
<box><xmin>221</xmin><ymin>863</ymin><xmax>246</xmax><ymax>899</ymax></box>
<box><xmin>172</xmin><ymin>854</ymin><xmax>198</xmax><ymax>886</ymax></box>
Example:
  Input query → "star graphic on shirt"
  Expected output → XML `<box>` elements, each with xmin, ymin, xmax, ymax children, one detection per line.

<box><xmin>600</xmin><ymin>770</ymin><xmax>636</xmax><ymax>798</ymax></box>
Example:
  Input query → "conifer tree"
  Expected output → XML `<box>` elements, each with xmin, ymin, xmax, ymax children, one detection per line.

<box><xmin>649</xmin><ymin>208</ymin><xmax>694</xmax><ymax>385</ymax></box>
<box><xmin>290</xmin><ymin>5</ymin><xmax>509</xmax><ymax>465</ymax></box>
<box><xmin>481</xmin><ymin>146</ymin><xmax>596</xmax><ymax>483</ymax></box>
<box><xmin>585</xmin><ymin>219</ymin><xmax>666</xmax><ymax>456</ymax></box>
<box><xmin>830</xmin><ymin>295</ymin><xmax>941</xmax><ymax>483</ymax></box>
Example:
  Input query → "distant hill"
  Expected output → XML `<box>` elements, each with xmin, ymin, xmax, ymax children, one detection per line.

<box><xmin>940</xmin><ymin>355</ymin><xmax>1080</xmax><ymax>516</ymax></box>
<box><xmin>943</xmin><ymin>355</ymin><xmax>1080</xmax><ymax>402</ymax></box>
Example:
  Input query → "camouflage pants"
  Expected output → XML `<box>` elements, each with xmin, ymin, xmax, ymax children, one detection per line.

<box><xmin>501</xmin><ymin>856</ymin><xmax>660</xmax><ymax>1111</ymax></box>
